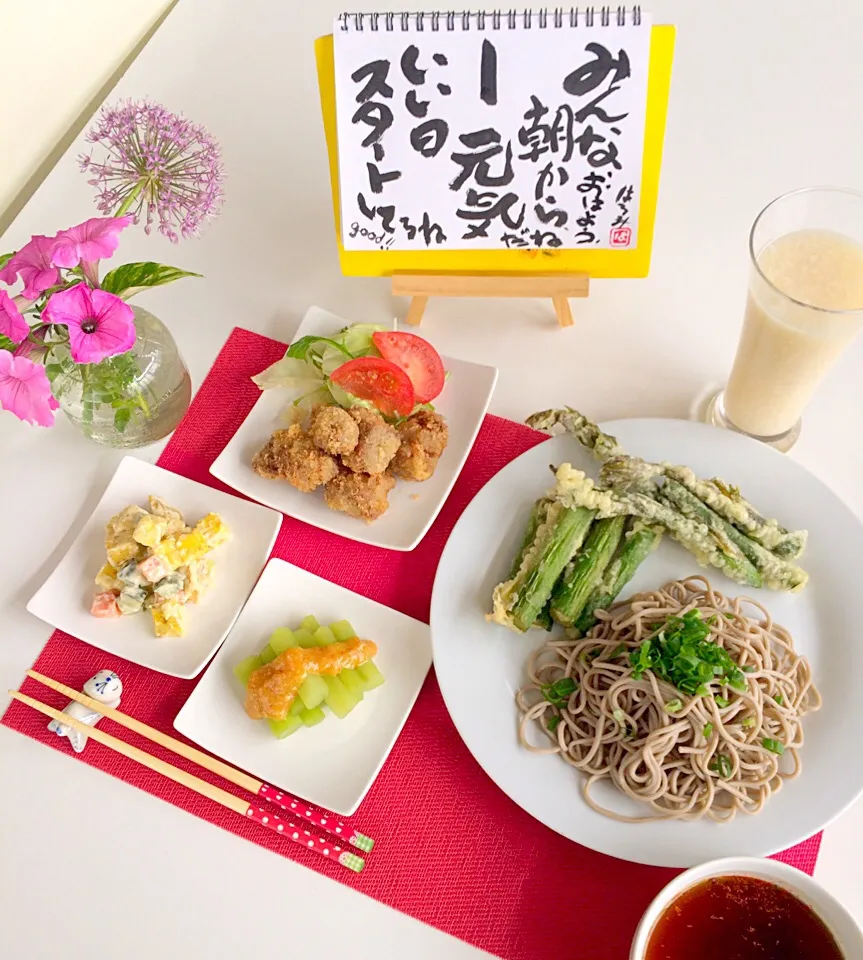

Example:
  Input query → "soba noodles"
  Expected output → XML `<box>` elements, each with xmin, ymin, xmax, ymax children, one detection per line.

<box><xmin>516</xmin><ymin>576</ymin><xmax>821</xmax><ymax>823</ymax></box>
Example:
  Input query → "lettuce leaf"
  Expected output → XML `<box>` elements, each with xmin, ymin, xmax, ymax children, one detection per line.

<box><xmin>338</xmin><ymin>322</ymin><xmax>387</xmax><ymax>357</ymax></box>
<box><xmin>251</xmin><ymin>355</ymin><xmax>324</xmax><ymax>392</ymax></box>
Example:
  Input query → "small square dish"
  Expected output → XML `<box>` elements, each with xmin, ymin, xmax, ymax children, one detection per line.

<box><xmin>174</xmin><ymin>558</ymin><xmax>432</xmax><ymax>815</ymax></box>
<box><xmin>27</xmin><ymin>457</ymin><xmax>282</xmax><ymax>679</ymax></box>
<box><xmin>209</xmin><ymin>305</ymin><xmax>497</xmax><ymax>551</ymax></box>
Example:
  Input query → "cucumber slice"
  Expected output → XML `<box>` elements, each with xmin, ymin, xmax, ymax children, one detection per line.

<box><xmin>259</xmin><ymin>644</ymin><xmax>278</xmax><ymax>664</ymax></box>
<box><xmin>323</xmin><ymin>674</ymin><xmax>359</xmax><ymax>718</ymax></box>
<box><xmin>330</xmin><ymin>619</ymin><xmax>357</xmax><ymax>642</ymax></box>
<box><xmin>268</xmin><ymin>715</ymin><xmax>302</xmax><ymax>739</ymax></box>
<box><xmin>339</xmin><ymin>668</ymin><xmax>365</xmax><ymax>700</ymax></box>
<box><xmin>293</xmin><ymin>628</ymin><xmax>316</xmax><ymax>649</ymax></box>
<box><xmin>356</xmin><ymin>660</ymin><xmax>386</xmax><ymax>691</ymax></box>
<box><xmin>232</xmin><ymin>654</ymin><xmax>262</xmax><ymax>686</ymax></box>
<box><xmin>300</xmin><ymin>615</ymin><xmax>320</xmax><ymax>633</ymax></box>
<box><xmin>290</xmin><ymin>698</ymin><xmax>306</xmax><ymax>717</ymax></box>
<box><xmin>313</xmin><ymin>625</ymin><xmax>336</xmax><ymax>646</ymax></box>
<box><xmin>297</xmin><ymin>674</ymin><xmax>328</xmax><ymax>710</ymax></box>
<box><xmin>300</xmin><ymin>706</ymin><xmax>326</xmax><ymax>727</ymax></box>
<box><xmin>269</xmin><ymin>627</ymin><xmax>297</xmax><ymax>653</ymax></box>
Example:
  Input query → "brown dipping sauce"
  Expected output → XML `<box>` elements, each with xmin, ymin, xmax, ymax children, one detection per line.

<box><xmin>645</xmin><ymin>876</ymin><xmax>844</xmax><ymax>960</ymax></box>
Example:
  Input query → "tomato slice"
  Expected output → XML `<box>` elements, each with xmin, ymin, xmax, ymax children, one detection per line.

<box><xmin>372</xmin><ymin>331</ymin><xmax>446</xmax><ymax>404</ymax></box>
<box><xmin>330</xmin><ymin>357</ymin><xmax>415</xmax><ymax>418</ymax></box>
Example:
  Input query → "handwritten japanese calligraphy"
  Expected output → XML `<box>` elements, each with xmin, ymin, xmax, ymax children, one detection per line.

<box><xmin>334</xmin><ymin>11</ymin><xmax>651</xmax><ymax>251</ymax></box>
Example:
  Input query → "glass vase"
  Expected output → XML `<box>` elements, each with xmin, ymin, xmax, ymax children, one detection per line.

<box><xmin>48</xmin><ymin>305</ymin><xmax>192</xmax><ymax>448</ymax></box>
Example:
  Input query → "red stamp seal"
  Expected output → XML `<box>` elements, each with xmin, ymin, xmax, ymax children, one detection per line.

<box><xmin>609</xmin><ymin>226</ymin><xmax>632</xmax><ymax>247</ymax></box>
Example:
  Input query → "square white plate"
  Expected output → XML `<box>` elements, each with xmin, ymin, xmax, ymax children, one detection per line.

<box><xmin>174</xmin><ymin>558</ymin><xmax>432</xmax><ymax>815</ymax></box>
<box><xmin>27</xmin><ymin>457</ymin><xmax>282</xmax><ymax>679</ymax></box>
<box><xmin>210</xmin><ymin>306</ymin><xmax>497</xmax><ymax>550</ymax></box>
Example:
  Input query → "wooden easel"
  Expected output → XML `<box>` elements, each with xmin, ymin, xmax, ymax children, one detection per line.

<box><xmin>391</xmin><ymin>273</ymin><xmax>590</xmax><ymax>328</ymax></box>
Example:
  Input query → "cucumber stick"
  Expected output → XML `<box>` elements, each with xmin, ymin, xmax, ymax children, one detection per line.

<box><xmin>297</xmin><ymin>674</ymin><xmax>328</xmax><ymax>710</ymax></box>
<box><xmin>233</xmin><ymin>655</ymin><xmax>262</xmax><ymax>686</ymax></box>
<box><xmin>313</xmin><ymin>625</ymin><xmax>336</xmax><ymax>646</ymax></box>
<box><xmin>268</xmin><ymin>715</ymin><xmax>302</xmax><ymax>739</ymax></box>
<box><xmin>357</xmin><ymin>661</ymin><xmax>385</xmax><ymax>691</ymax></box>
<box><xmin>323</xmin><ymin>674</ymin><xmax>359</xmax><ymax>718</ymax></box>
<box><xmin>339</xmin><ymin>668</ymin><xmax>365</xmax><ymax>699</ymax></box>
<box><xmin>330</xmin><ymin>619</ymin><xmax>357</xmax><ymax>641</ymax></box>
<box><xmin>301</xmin><ymin>706</ymin><xmax>326</xmax><ymax>727</ymax></box>
<box><xmin>269</xmin><ymin>627</ymin><xmax>297</xmax><ymax>653</ymax></box>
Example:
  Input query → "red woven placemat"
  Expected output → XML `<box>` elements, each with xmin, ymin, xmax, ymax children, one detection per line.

<box><xmin>3</xmin><ymin>328</ymin><xmax>822</xmax><ymax>960</ymax></box>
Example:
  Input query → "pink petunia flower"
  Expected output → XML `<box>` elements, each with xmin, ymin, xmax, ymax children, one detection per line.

<box><xmin>13</xmin><ymin>325</ymin><xmax>48</xmax><ymax>363</ymax></box>
<box><xmin>0</xmin><ymin>350</ymin><xmax>60</xmax><ymax>427</ymax></box>
<box><xmin>44</xmin><ymin>283</ymin><xmax>135</xmax><ymax>364</ymax></box>
<box><xmin>51</xmin><ymin>215</ymin><xmax>133</xmax><ymax>269</ymax></box>
<box><xmin>0</xmin><ymin>290</ymin><xmax>28</xmax><ymax>343</ymax></box>
<box><xmin>0</xmin><ymin>235</ymin><xmax>61</xmax><ymax>300</ymax></box>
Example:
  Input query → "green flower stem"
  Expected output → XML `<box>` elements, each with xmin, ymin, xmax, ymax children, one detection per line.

<box><xmin>114</xmin><ymin>179</ymin><xmax>145</xmax><ymax>217</ymax></box>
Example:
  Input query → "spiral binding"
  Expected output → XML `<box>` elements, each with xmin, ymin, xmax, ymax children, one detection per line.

<box><xmin>338</xmin><ymin>6</ymin><xmax>643</xmax><ymax>32</ymax></box>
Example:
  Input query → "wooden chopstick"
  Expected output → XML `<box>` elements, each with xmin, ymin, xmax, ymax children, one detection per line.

<box><xmin>9</xmin><ymin>689</ymin><xmax>365</xmax><ymax>874</ymax></box>
<box><xmin>26</xmin><ymin>669</ymin><xmax>374</xmax><ymax>853</ymax></box>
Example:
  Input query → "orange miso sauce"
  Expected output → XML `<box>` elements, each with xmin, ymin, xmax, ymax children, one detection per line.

<box><xmin>645</xmin><ymin>876</ymin><xmax>844</xmax><ymax>960</ymax></box>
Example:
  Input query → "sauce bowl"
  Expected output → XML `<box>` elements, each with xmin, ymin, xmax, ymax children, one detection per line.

<box><xmin>630</xmin><ymin>857</ymin><xmax>863</xmax><ymax>959</ymax></box>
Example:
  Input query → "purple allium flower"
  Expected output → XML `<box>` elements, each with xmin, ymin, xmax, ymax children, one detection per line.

<box><xmin>79</xmin><ymin>99</ymin><xmax>224</xmax><ymax>243</ymax></box>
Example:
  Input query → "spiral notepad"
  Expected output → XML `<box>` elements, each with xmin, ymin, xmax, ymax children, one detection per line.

<box><xmin>333</xmin><ymin>7</ymin><xmax>653</xmax><ymax>254</ymax></box>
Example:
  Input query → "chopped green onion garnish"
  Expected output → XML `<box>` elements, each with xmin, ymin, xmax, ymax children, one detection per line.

<box><xmin>774</xmin><ymin>694</ymin><xmax>784</xmax><ymax>706</ymax></box>
<box><xmin>612</xmin><ymin>708</ymin><xmax>627</xmax><ymax>727</ymax></box>
<box><xmin>665</xmin><ymin>698</ymin><xmax>683</xmax><ymax>713</ymax></box>
<box><xmin>742</xmin><ymin>665</ymin><xmax>756</xmax><ymax>673</ymax></box>
<box><xmin>714</xmin><ymin>696</ymin><xmax>730</xmax><ymax>709</ymax></box>
<box><xmin>547</xmin><ymin>715</ymin><xmax>561</xmax><ymax>733</ymax></box>
<box><xmin>702</xmin><ymin>723</ymin><xmax>714</xmax><ymax>738</ymax></box>
<box><xmin>541</xmin><ymin>677</ymin><xmax>576</xmax><ymax>707</ymax></box>
<box><xmin>709</xmin><ymin>753</ymin><xmax>732</xmax><ymax>778</ymax></box>
<box><xmin>607</xmin><ymin>644</ymin><xmax>627</xmax><ymax>660</ymax></box>
<box><xmin>742</xmin><ymin>716</ymin><xmax>755</xmax><ymax>729</ymax></box>
<box><xmin>630</xmin><ymin>610</ymin><xmax>748</xmax><ymax>697</ymax></box>
<box><xmin>762</xmin><ymin>738</ymin><xmax>785</xmax><ymax>755</ymax></box>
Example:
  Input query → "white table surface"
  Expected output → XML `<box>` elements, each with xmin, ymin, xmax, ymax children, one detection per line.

<box><xmin>2</xmin><ymin>1</ymin><xmax>863</xmax><ymax>956</ymax></box>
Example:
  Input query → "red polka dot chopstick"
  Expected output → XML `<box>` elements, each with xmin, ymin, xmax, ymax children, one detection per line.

<box><xmin>10</xmin><ymin>688</ymin><xmax>366</xmax><ymax>874</ymax></box>
<box><xmin>17</xmin><ymin>672</ymin><xmax>374</xmax><ymax>871</ymax></box>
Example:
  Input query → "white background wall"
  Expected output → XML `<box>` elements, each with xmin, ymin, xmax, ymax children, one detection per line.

<box><xmin>0</xmin><ymin>0</ymin><xmax>174</xmax><ymax>232</ymax></box>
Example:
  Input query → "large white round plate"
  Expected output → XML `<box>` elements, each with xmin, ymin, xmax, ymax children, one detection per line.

<box><xmin>430</xmin><ymin>419</ymin><xmax>863</xmax><ymax>868</ymax></box>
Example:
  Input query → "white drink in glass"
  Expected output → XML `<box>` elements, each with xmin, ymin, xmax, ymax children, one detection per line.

<box><xmin>723</xmin><ymin>228</ymin><xmax>863</xmax><ymax>439</ymax></box>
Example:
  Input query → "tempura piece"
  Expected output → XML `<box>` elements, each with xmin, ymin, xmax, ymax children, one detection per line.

<box><xmin>324</xmin><ymin>468</ymin><xmax>396</xmax><ymax>522</ymax></box>
<box><xmin>390</xmin><ymin>410</ymin><xmax>449</xmax><ymax>482</ymax></box>
<box><xmin>252</xmin><ymin>424</ymin><xmax>339</xmax><ymax>492</ymax></box>
<box><xmin>245</xmin><ymin>637</ymin><xmax>378</xmax><ymax>720</ymax></box>
<box><xmin>308</xmin><ymin>404</ymin><xmax>360</xmax><ymax>456</ymax></box>
<box><xmin>340</xmin><ymin>407</ymin><xmax>401</xmax><ymax>475</ymax></box>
